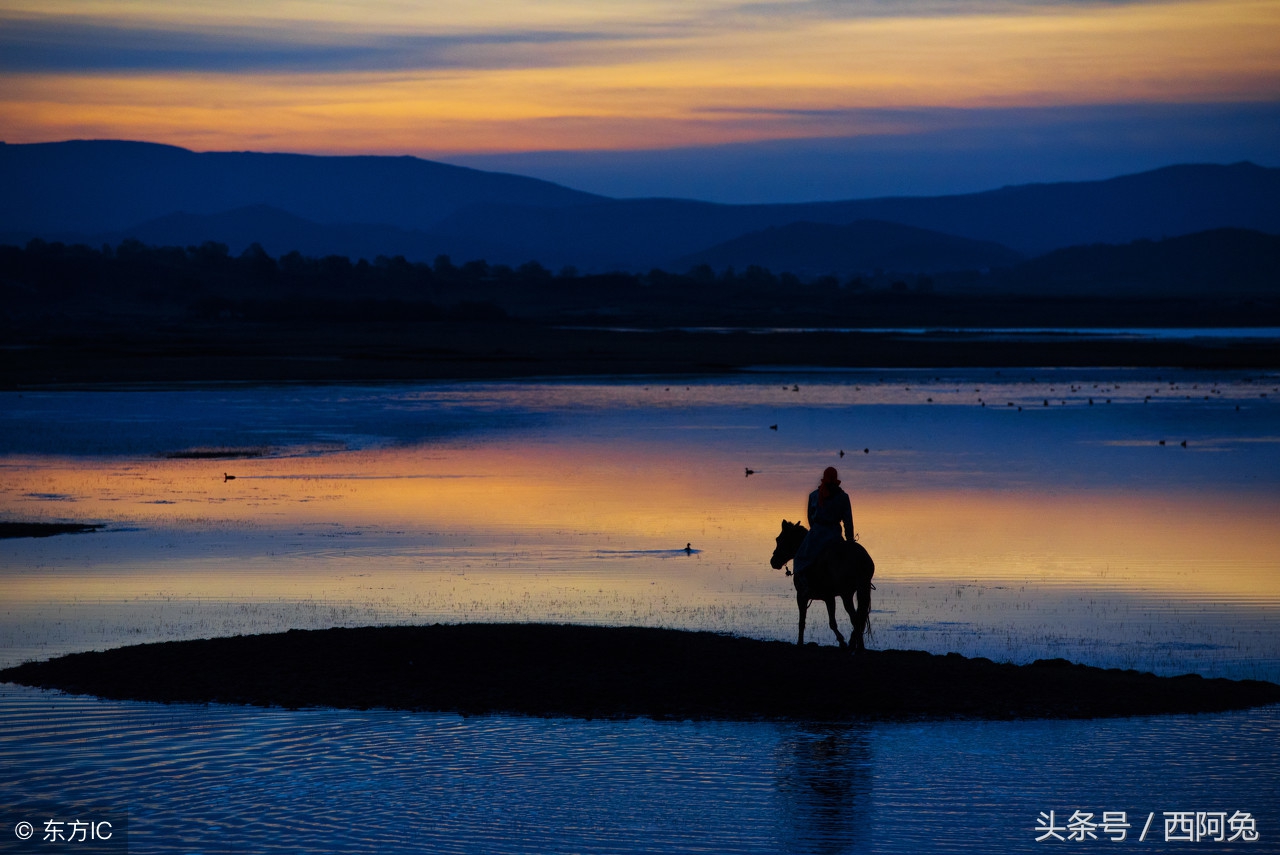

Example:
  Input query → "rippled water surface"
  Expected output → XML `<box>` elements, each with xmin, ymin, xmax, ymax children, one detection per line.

<box><xmin>3</xmin><ymin>685</ymin><xmax>1277</xmax><ymax>854</ymax></box>
<box><xmin>2</xmin><ymin>367</ymin><xmax>1279</xmax><ymax>852</ymax></box>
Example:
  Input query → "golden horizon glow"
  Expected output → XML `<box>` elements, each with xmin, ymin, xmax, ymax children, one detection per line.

<box><xmin>1</xmin><ymin>0</ymin><xmax>1278</xmax><ymax>155</ymax></box>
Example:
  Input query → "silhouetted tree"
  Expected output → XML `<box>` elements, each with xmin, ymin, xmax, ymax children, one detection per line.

<box><xmin>278</xmin><ymin>250</ymin><xmax>310</xmax><ymax>277</ymax></box>
<box><xmin>237</xmin><ymin>243</ymin><xmax>277</xmax><ymax>279</ymax></box>
<box><xmin>687</xmin><ymin>264</ymin><xmax>715</xmax><ymax>284</ymax></box>
<box><xmin>744</xmin><ymin>265</ymin><xmax>778</xmax><ymax>289</ymax></box>
<box><xmin>460</xmin><ymin>259</ymin><xmax>490</xmax><ymax>280</ymax></box>
<box><xmin>517</xmin><ymin>260</ymin><xmax>551</xmax><ymax>281</ymax></box>
<box><xmin>318</xmin><ymin>255</ymin><xmax>353</xmax><ymax>289</ymax></box>
<box><xmin>189</xmin><ymin>241</ymin><xmax>231</xmax><ymax>270</ymax></box>
<box><xmin>115</xmin><ymin>238</ymin><xmax>148</xmax><ymax>260</ymax></box>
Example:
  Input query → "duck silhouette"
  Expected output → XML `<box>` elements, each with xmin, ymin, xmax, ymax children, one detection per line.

<box><xmin>684</xmin><ymin>543</ymin><xmax>693</xmax><ymax>555</ymax></box>
<box><xmin>745</xmin><ymin>467</ymin><xmax>755</xmax><ymax>477</ymax></box>
<box><xmin>223</xmin><ymin>473</ymin><xmax>236</xmax><ymax>482</ymax></box>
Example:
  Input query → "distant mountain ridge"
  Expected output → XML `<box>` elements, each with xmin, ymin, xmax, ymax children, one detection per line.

<box><xmin>0</xmin><ymin>139</ymin><xmax>601</xmax><ymax>234</ymax></box>
<box><xmin>2</xmin><ymin>140</ymin><xmax>1279</xmax><ymax>276</ymax></box>
<box><xmin>991</xmin><ymin>227</ymin><xmax>1280</xmax><ymax>296</ymax></box>
<box><xmin>425</xmin><ymin>162</ymin><xmax>1280</xmax><ymax>267</ymax></box>
<box><xmin>673</xmin><ymin>220</ymin><xmax>1025</xmax><ymax>276</ymax></box>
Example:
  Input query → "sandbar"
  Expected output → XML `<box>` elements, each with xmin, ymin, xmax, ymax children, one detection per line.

<box><xmin>3</xmin><ymin>624</ymin><xmax>1277</xmax><ymax>721</ymax></box>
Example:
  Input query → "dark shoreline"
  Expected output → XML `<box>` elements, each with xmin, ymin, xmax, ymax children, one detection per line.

<box><xmin>4</xmin><ymin>624</ymin><xmax>1277</xmax><ymax>721</ymax></box>
<box><xmin>5</xmin><ymin>322</ymin><xmax>1280</xmax><ymax>388</ymax></box>
<box><xmin>0</xmin><ymin>522</ymin><xmax>103</xmax><ymax>539</ymax></box>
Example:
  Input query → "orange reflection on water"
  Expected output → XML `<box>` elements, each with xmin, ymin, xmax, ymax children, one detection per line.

<box><xmin>856</xmin><ymin>490</ymin><xmax>1280</xmax><ymax>600</ymax></box>
<box><xmin>3</xmin><ymin>441</ymin><xmax>1277</xmax><ymax>605</ymax></box>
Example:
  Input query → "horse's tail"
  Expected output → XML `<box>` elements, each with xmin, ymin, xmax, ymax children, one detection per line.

<box><xmin>846</xmin><ymin>541</ymin><xmax>874</xmax><ymax>648</ymax></box>
<box><xmin>853</xmin><ymin>571</ymin><xmax>872</xmax><ymax>640</ymax></box>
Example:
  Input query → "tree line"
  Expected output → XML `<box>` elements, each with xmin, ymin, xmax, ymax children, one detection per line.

<box><xmin>1</xmin><ymin>238</ymin><xmax>907</xmax><ymax>326</ymax></box>
<box><xmin>5</xmin><ymin>235</ymin><xmax>1270</xmax><ymax>331</ymax></box>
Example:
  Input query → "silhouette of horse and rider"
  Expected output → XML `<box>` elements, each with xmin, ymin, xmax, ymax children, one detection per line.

<box><xmin>771</xmin><ymin>466</ymin><xmax>874</xmax><ymax>652</ymax></box>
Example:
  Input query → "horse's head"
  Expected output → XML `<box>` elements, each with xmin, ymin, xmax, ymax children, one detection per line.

<box><xmin>770</xmin><ymin>519</ymin><xmax>807</xmax><ymax>570</ymax></box>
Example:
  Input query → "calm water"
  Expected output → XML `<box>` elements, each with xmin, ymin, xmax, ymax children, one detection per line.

<box><xmin>2</xmin><ymin>368</ymin><xmax>1279</xmax><ymax>853</ymax></box>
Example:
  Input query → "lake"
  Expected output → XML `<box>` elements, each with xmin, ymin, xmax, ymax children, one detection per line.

<box><xmin>2</xmin><ymin>368</ymin><xmax>1278</xmax><ymax>853</ymax></box>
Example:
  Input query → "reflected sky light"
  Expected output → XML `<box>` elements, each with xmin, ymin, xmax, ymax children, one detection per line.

<box><xmin>2</xmin><ymin>373</ymin><xmax>1278</xmax><ymax>636</ymax></box>
<box><xmin>3</xmin><ymin>443</ymin><xmax>1277</xmax><ymax>602</ymax></box>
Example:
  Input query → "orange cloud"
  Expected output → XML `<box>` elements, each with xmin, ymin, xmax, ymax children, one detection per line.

<box><xmin>0</xmin><ymin>0</ymin><xmax>1277</xmax><ymax>154</ymax></box>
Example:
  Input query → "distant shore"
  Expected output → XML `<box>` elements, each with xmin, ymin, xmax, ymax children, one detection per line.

<box><xmin>5</xmin><ymin>321</ymin><xmax>1280</xmax><ymax>388</ymax></box>
<box><xmin>0</xmin><ymin>522</ymin><xmax>103</xmax><ymax>539</ymax></box>
<box><xmin>4</xmin><ymin>624</ymin><xmax>1277</xmax><ymax>721</ymax></box>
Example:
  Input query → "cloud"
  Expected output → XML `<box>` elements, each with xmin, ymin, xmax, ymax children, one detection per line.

<box><xmin>728</xmin><ymin>0</ymin><xmax>1173</xmax><ymax>18</ymax></box>
<box><xmin>3</xmin><ymin>0</ymin><xmax>1276</xmax><ymax>162</ymax></box>
<box><xmin>0</xmin><ymin>0</ymin><xmax>1175</xmax><ymax>75</ymax></box>
<box><xmin>0</xmin><ymin>15</ymin><xmax>633</xmax><ymax>74</ymax></box>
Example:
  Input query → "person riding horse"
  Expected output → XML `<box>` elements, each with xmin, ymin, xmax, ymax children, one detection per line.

<box><xmin>771</xmin><ymin>466</ymin><xmax>873</xmax><ymax>650</ymax></box>
<box><xmin>793</xmin><ymin>466</ymin><xmax>854</xmax><ymax>584</ymax></box>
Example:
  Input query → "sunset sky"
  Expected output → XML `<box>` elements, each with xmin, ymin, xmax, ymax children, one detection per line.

<box><xmin>3</xmin><ymin>0</ymin><xmax>1279</xmax><ymax>200</ymax></box>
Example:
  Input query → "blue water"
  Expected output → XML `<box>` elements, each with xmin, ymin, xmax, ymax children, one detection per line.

<box><xmin>567</xmin><ymin>327</ymin><xmax>1280</xmax><ymax>341</ymax></box>
<box><xmin>2</xmin><ymin>368</ymin><xmax>1279</xmax><ymax>853</ymax></box>
<box><xmin>2</xmin><ymin>685</ymin><xmax>1278</xmax><ymax>854</ymax></box>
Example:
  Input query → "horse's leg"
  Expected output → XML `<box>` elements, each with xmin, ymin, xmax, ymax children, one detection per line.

<box><xmin>796</xmin><ymin>591</ymin><xmax>808</xmax><ymax>645</ymax></box>
<box><xmin>840</xmin><ymin>591</ymin><xmax>858</xmax><ymax>652</ymax></box>
<box><xmin>852</xmin><ymin>577</ymin><xmax>872</xmax><ymax>654</ymax></box>
<box><xmin>825</xmin><ymin>597</ymin><xmax>847</xmax><ymax>648</ymax></box>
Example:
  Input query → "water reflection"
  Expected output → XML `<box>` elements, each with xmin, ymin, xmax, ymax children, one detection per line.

<box><xmin>2</xmin><ymin>682</ymin><xmax>1274</xmax><ymax>855</ymax></box>
<box><xmin>775</xmin><ymin>726</ymin><xmax>873</xmax><ymax>854</ymax></box>
<box><xmin>1</xmin><ymin>369</ymin><xmax>1278</xmax><ymax>680</ymax></box>
<box><xmin>2</xmin><ymin>371</ymin><xmax>1280</xmax><ymax>855</ymax></box>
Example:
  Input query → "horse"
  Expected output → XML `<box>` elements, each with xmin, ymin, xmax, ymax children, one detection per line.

<box><xmin>770</xmin><ymin>520</ymin><xmax>874</xmax><ymax>651</ymax></box>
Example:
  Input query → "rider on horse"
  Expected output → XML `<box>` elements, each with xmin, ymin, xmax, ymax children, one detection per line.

<box><xmin>772</xmin><ymin>466</ymin><xmax>872</xmax><ymax>650</ymax></box>
<box><xmin>793</xmin><ymin>466</ymin><xmax>854</xmax><ymax>589</ymax></box>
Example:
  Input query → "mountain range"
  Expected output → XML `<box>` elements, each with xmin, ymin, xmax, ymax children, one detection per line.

<box><xmin>2</xmin><ymin>139</ymin><xmax>1279</xmax><ymax>284</ymax></box>
<box><xmin>674</xmin><ymin>220</ymin><xmax>1024</xmax><ymax>276</ymax></box>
